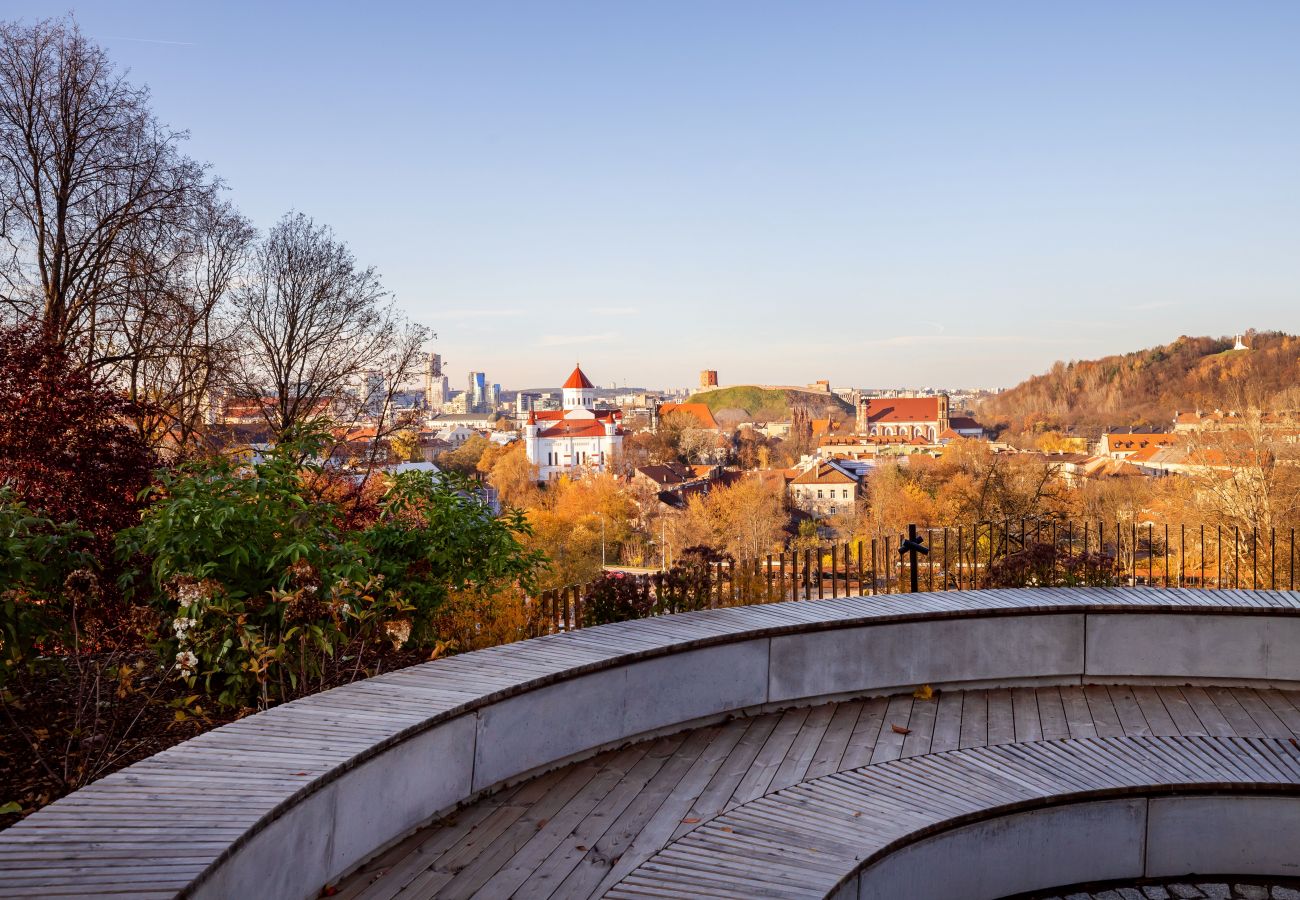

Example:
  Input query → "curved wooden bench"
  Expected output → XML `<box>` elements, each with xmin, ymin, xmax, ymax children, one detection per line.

<box><xmin>1</xmin><ymin>587</ymin><xmax>1299</xmax><ymax>899</ymax></box>
<box><xmin>606</xmin><ymin>735</ymin><xmax>1300</xmax><ymax>899</ymax></box>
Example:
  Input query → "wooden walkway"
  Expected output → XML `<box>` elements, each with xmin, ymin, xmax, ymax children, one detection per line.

<box><xmin>332</xmin><ymin>684</ymin><xmax>1300</xmax><ymax>899</ymax></box>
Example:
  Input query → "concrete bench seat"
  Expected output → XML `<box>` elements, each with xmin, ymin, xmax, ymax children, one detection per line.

<box><xmin>2</xmin><ymin>587</ymin><xmax>1300</xmax><ymax>899</ymax></box>
<box><xmin>606</xmin><ymin>735</ymin><xmax>1300</xmax><ymax>899</ymax></box>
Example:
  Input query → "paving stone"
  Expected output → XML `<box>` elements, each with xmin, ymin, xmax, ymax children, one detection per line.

<box><xmin>1169</xmin><ymin>887</ymin><xmax>1206</xmax><ymax>900</ymax></box>
<box><xmin>1117</xmin><ymin>890</ymin><xmax>1146</xmax><ymax>900</ymax></box>
<box><xmin>1235</xmin><ymin>887</ymin><xmax>1268</xmax><ymax>900</ymax></box>
<box><xmin>1271</xmin><ymin>889</ymin><xmax>1300</xmax><ymax>900</ymax></box>
<box><xmin>1142</xmin><ymin>888</ymin><xmax>1173</xmax><ymax>900</ymax></box>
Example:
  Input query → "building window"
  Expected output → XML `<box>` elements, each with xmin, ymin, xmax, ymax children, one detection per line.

<box><xmin>817</xmin><ymin>489</ymin><xmax>823</xmax><ymax>498</ymax></box>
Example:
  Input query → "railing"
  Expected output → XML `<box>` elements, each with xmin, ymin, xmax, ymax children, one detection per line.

<box><xmin>533</xmin><ymin>521</ymin><xmax>1299</xmax><ymax>633</ymax></box>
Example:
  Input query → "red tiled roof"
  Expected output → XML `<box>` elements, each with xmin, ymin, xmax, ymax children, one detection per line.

<box><xmin>860</xmin><ymin>397</ymin><xmax>940</xmax><ymax>424</ymax></box>
<box><xmin>659</xmin><ymin>402</ymin><xmax>718</xmax><ymax>430</ymax></box>
<box><xmin>534</xmin><ymin>409</ymin><xmax>620</xmax><ymax>422</ymax></box>
<box><xmin>791</xmin><ymin>462</ymin><xmax>857</xmax><ymax>485</ymax></box>
<box><xmin>537</xmin><ymin>421</ymin><xmax>619</xmax><ymax>439</ymax></box>
<box><xmin>1104</xmin><ymin>433</ymin><xmax>1176</xmax><ymax>452</ymax></box>
<box><xmin>562</xmin><ymin>365</ymin><xmax>594</xmax><ymax>390</ymax></box>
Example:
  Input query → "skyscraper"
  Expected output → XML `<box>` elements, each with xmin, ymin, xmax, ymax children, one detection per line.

<box><xmin>424</xmin><ymin>353</ymin><xmax>448</xmax><ymax>410</ymax></box>
<box><xmin>467</xmin><ymin>372</ymin><xmax>487</xmax><ymax>413</ymax></box>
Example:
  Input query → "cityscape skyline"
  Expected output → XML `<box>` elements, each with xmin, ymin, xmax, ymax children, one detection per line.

<box><xmin>11</xmin><ymin>1</ymin><xmax>1300</xmax><ymax>387</ymax></box>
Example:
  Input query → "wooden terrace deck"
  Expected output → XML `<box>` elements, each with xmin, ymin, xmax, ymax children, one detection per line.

<box><xmin>333</xmin><ymin>684</ymin><xmax>1300</xmax><ymax>899</ymax></box>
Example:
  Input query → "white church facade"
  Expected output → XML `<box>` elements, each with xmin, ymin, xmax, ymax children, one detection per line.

<box><xmin>524</xmin><ymin>364</ymin><xmax>624</xmax><ymax>481</ymax></box>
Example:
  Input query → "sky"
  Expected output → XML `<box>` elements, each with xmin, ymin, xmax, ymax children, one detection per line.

<box><xmin>10</xmin><ymin>2</ymin><xmax>1300</xmax><ymax>391</ymax></box>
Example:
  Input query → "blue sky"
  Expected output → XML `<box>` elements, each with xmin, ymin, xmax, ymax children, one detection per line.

<box><xmin>11</xmin><ymin>2</ymin><xmax>1300</xmax><ymax>390</ymax></box>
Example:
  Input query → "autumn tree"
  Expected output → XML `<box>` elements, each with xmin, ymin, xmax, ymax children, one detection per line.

<box><xmin>674</xmin><ymin>477</ymin><xmax>788</xmax><ymax>561</ymax></box>
<box><xmin>390</xmin><ymin>429</ymin><xmax>422</xmax><ymax>463</ymax></box>
<box><xmin>485</xmin><ymin>442</ymin><xmax>541</xmax><ymax>509</ymax></box>
<box><xmin>525</xmin><ymin>474</ymin><xmax>637</xmax><ymax>589</ymax></box>
<box><xmin>0</xmin><ymin>326</ymin><xmax>156</xmax><ymax>548</ymax></box>
<box><xmin>438</xmin><ymin>433</ymin><xmax>492</xmax><ymax>476</ymax></box>
<box><xmin>1180</xmin><ymin>412</ymin><xmax>1300</xmax><ymax>534</ymax></box>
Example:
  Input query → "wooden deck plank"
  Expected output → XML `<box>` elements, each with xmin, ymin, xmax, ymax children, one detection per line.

<box><xmin>1010</xmin><ymin>687</ymin><xmax>1043</xmax><ymax>743</ymax></box>
<box><xmin>1108</xmin><ymin>685</ymin><xmax>1152</xmax><ymax>737</ymax></box>
<box><xmin>1235</xmin><ymin>689</ymin><xmax>1295</xmax><ymax>739</ymax></box>
<box><xmin>958</xmin><ymin>689</ymin><xmax>988</xmax><ymax>749</ymax></box>
<box><xmin>836</xmin><ymin>696</ymin><xmax>888</xmax><ymax>770</ymax></box>
<box><xmin>1034</xmin><ymin>687</ymin><xmax>1070</xmax><ymax>740</ymax></box>
<box><xmin>481</xmin><ymin>734</ymin><xmax>704</xmax><ymax>900</ymax></box>
<box><xmin>1181</xmin><ymin>686</ymin><xmax>1237</xmax><ymax>737</ymax></box>
<box><xmin>1205</xmin><ymin>686</ymin><xmax>1267</xmax><ymax>738</ymax></box>
<box><xmin>1083</xmin><ymin>684</ymin><xmax>1124</xmax><ymax>737</ymax></box>
<box><xmin>729</xmin><ymin>708</ymin><xmax>810</xmax><ymax>805</ymax></box>
<box><xmin>869</xmin><ymin>695</ymin><xmax>914</xmax><ymax>764</ymax></box>
<box><xmin>901</xmin><ymin>694</ymin><xmax>939</xmax><ymax>758</ymax></box>
<box><xmin>985</xmin><ymin>688</ymin><xmax>1016</xmax><ymax>745</ymax></box>
<box><xmin>803</xmin><ymin>701</ymin><xmax>863</xmax><ymax>780</ymax></box>
<box><xmin>1258</xmin><ymin>689</ymin><xmax>1300</xmax><ymax>734</ymax></box>
<box><xmin>1154</xmin><ymin>686</ymin><xmax>1207</xmax><ymax>737</ymax></box>
<box><xmin>1058</xmin><ymin>686</ymin><xmax>1097</xmax><ymax>739</ymax></box>
<box><xmin>929</xmin><ymin>690</ymin><xmax>965</xmax><ymax>753</ymax></box>
<box><xmin>768</xmin><ymin>704</ymin><xmax>837</xmax><ymax>793</ymax></box>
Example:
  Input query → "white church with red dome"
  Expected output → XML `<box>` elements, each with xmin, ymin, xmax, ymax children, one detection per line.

<box><xmin>524</xmin><ymin>364</ymin><xmax>624</xmax><ymax>481</ymax></box>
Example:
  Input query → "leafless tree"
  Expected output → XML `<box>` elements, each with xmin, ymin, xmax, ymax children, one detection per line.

<box><xmin>108</xmin><ymin>198</ymin><xmax>254</xmax><ymax>454</ymax></box>
<box><xmin>229</xmin><ymin>212</ymin><xmax>427</xmax><ymax>441</ymax></box>
<box><xmin>0</xmin><ymin>17</ymin><xmax>211</xmax><ymax>357</ymax></box>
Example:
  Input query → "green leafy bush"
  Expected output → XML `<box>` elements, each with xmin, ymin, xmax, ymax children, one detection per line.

<box><xmin>118</xmin><ymin>428</ymin><xmax>542</xmax><ymax>708</ymax></box>
<box><xmin>0</xmin><ymin>489</ymin><xmax>94</xmax><ymax>678</ymax></box>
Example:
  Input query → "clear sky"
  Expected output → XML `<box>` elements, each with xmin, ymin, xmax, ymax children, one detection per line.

<box><xmin>10</xmin><ymin>2</ymin><xmax>1300</xmax><ymax>391</ymax></box>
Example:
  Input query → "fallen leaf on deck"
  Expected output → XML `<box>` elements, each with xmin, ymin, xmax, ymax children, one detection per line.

<box><xmin>575</xmin><ymin>844</ymin><xmax>588</xmax><ymax>851</ymax></box>
<box><xmin>291</xmin><ymin>771</ymin><xmax>309</xmax><ymax>776</ymax></box>
<box><xmin>891</xmin><ymin>724</ymin><xmax>911</xmax><ymax>735</ymax></box>
<box><xmin>536</xmin><ymin>818</ymin><xmax>549</xmax><ymax>829</ymax></box>
<box><xmin>681</xmin><ymin>817</ymin><xmax>700</xmax><ymax>824</ymax></box>
<box><xmin>720</xmin><ymin>826</ymin><xmax>733</xmax><ymax>833</ymax></box>
<box><xmin>913</xmin><ymin>684</ymin><xmax>934</xmax><ymax>701</ymax></box>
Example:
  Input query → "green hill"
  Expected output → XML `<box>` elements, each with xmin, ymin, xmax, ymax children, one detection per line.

<box><xmin>685</xmin><ymin>385</ymin><xmax>854</xmax><ymax>423</ymax></box>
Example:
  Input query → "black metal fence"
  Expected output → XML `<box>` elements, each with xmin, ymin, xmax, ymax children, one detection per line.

<box><xmin>533</xmin><ymin>521</ymin><xmax>1299</xmax><ymax>633</ymax></box>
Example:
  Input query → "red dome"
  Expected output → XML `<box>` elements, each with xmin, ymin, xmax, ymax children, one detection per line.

<box><xmin>562</xmin><ymin>364</ymin><xmax>594</xmax><ymax>390</ymax></box>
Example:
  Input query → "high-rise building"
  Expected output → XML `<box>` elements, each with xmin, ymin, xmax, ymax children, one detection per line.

<box><xmin>467</xmin><ymin>372</ymin><xmax>487</xmax><ymax>413</ymax></box>
<box><xmin>424</xmin><ymin>353</ymin><xmax>448</xmax><ymax>410</ymax></box>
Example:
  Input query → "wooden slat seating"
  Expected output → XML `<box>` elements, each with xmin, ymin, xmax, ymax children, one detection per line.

<box><xmin>605</xmin><ymin>735</ymin><xmax>1300</xmax><ymax>899</ymax></box>
<box><xmin>2</xmin><ymin>587</ymin><xmax>1300</xmax><ymax>900</ymax></box>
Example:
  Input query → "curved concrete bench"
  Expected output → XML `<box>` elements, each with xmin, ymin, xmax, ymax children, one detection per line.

<box><xmin>2</xmin><ymin>587</ymin><xmax>1299</xmax><ymax>899</ymax></box>
<box><xmin>606</xmin><ymin>735</ymin><xmax>1300</xmax><ymax>899</ymax></box>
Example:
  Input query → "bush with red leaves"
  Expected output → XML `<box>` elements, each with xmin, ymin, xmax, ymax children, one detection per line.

<box><xmin>0</xmin><ymin>326</ymin><xmax>157</xmax><ymax>550</ymax></box>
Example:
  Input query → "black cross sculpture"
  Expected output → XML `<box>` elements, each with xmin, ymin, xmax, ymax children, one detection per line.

<box><xmin>898</xmin><ymin>524</ymin><xmax>929</xmax><ymax>593</ymax></box>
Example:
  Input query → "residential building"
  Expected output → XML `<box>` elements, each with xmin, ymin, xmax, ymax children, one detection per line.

<box><xmin>1099</xmin><ymin>432</ymin><xmax>1177</xmax><ymax>459</ymax></box>
<box><xmin>788</xmin><ymin>459</ymin><xmax>860</xmax><ymax>514</ymax></box>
